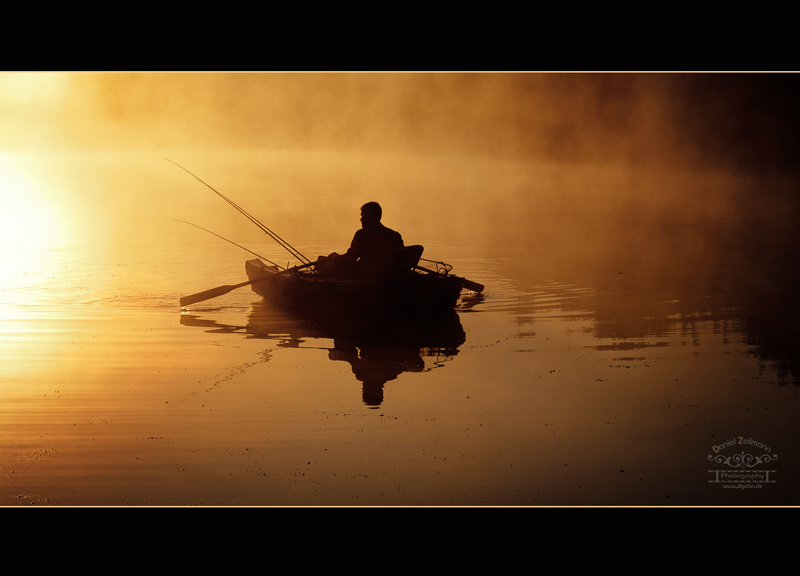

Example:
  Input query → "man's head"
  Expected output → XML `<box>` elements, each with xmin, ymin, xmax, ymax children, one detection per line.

<box><xmin>360</xmin><ymin>202</ymin><xmax>382</xmax><ymax>228</ymax></box>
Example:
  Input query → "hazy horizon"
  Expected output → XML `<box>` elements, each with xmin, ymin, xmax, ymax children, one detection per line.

<box><xmin>3</xmin><ymin>73</ymin><xmax>798</xmax><ymax>176</ymax></box>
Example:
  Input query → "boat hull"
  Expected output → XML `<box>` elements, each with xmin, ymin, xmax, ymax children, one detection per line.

<box><xmin>245</xmin><ymin>259</ymin><xmax>465</xmax><ymax>313</ymax></box>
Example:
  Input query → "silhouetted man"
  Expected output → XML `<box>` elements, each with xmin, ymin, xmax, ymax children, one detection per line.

<box><xmin>321</xmin><ymin>202</ymin><xmax>406</xmax><ymax>279</ymax></box>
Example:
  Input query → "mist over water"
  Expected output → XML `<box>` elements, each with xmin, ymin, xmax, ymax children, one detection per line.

<box><xmin>1</xmin><ymin>73</ymin><xmax>799</xmax><ymax>505</ymax></box>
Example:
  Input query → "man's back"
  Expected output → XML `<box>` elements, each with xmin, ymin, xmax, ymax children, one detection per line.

<box><xmin>344</xmin><ymin>222</ymin><xmax>404</xmax><ymax>279</ymax></box>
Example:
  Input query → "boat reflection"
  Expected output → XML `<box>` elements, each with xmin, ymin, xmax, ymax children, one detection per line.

<box><xmin>181</xmin><ymin>300</ymin><xmax>468</xmax><ymax>406</ymax></box>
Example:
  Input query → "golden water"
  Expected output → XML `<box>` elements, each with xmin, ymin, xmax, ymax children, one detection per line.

<box><xmin>1</xmin><ymin>150</ymin><xmax>797</xmax><ymax>505</ymax></box>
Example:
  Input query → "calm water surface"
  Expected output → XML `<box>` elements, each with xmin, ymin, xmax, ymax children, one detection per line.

<box><xmin>1</xmin><ymin>151</ymin><xmax>797</xmax><ymax>505</ymax></box>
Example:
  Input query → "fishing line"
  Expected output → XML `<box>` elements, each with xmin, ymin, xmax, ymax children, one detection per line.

<box><xmin>167</xmin><ymin>159</ymin><xmax>310</xmax><ymax>264</ymax></box>
<box><xmin>174</xmin><ymin>219</ymin><xmax>284</xmax><ymax>269</ymax></box>
<box><xmin>166</xmin><ymin>159</ymin><xmax>313</xmax><ymax>267</ymax></box>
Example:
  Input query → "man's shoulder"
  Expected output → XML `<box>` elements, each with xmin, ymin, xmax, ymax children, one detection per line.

<box><xmin>381</xmin><ymin>224</ymin><xmax>399</xmax><ymax>234</ymax></box>
<box><xmin>380</xmin><ymin>224</ymin><xmax>403</xmax><ymax>243</ymax></box>
<box><xmin>356</xmin><ymin>223</ymin><xmax>404</xmax><ymax>246</ymax></box>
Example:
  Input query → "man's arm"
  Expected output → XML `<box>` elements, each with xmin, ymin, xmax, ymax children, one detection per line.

<box><xmin>341</xmin><ymin>229</ymin><xmax>364</xmax><ymax>264</ymax></box>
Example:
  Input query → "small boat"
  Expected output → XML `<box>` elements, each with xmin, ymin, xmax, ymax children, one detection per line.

<box><xmin>244</xmin><ymin>253</ymin><xmax>473</xmax><ymax>314</ymax></box>
<box><xmin>179</xmin><ymin>245</ymin><xmax>483</xmax><ymax>310</ymax></box>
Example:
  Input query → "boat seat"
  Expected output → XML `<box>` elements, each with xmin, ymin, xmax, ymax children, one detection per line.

<box><xmin>392</xmin><ymin>245</ymin><xmax>424</xmax><ymax>278</ymax></box>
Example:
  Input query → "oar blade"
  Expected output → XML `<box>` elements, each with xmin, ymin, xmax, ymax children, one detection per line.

<box><xmin>180</xmin><ymin>273</ymin><xmax>278</xmax><ymax>307</ymax></box>
<box><xmin>180</xmin><ymin>284</ymin><xmax>235</xmax><ymax>307</ymax></box>
<box><xmin>461</xmin><ymin>278</ymin><xmax>484</xmax><ymax>293</ymax></box>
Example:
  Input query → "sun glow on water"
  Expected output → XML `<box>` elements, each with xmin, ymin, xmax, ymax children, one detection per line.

<box><xmin>0</xmin><ymin>155</ymin><xmax>67</xmax><ymax>278</ymax></box>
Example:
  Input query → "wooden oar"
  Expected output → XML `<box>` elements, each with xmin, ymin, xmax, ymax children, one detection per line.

<box><xmin>180</xmin><ymin>262</ymin><xmax>315</xmax><ymax>307</ymax></box>
<box><xmin>180</xmin><ymin>278</ymin><xmax>263</xmax><ymax>307</ymax></box>
<box><xmin>416</xmin><ymin>265</ymin><xmax>484</xmax><ymax>293</ymax></box>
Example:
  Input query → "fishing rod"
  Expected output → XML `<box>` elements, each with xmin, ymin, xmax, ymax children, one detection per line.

<box><xmin>174</xmin><ymin>219</ymin><xmax>285</xmax><ymax>269</ymax></box>
<box><xmin>166</xmin><ymin>159</ymin><xmax>313</xmax><ymax>267</ymax></box>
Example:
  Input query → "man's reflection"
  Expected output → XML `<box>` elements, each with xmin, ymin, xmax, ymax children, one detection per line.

<box><xmin>181</xmin><ymin>302</ymin><xmax>468</xmax><ymax>406</ymax></box>
<box><xmin>329</xmin><ymin>343</ymin><xmax>426</xmax><ymax>406</ymax></box>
